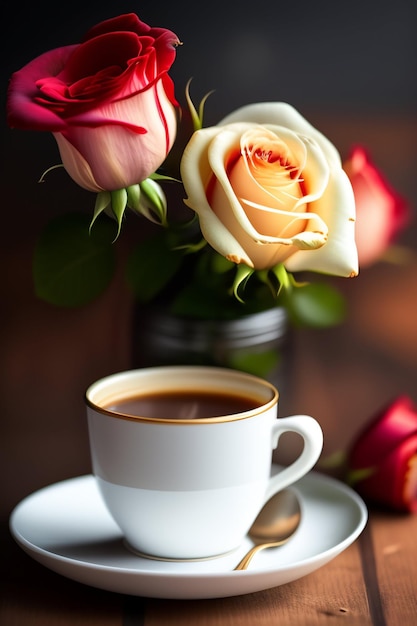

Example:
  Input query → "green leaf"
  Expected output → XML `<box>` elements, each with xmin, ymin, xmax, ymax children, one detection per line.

<box><xmin>33</xmin><ymin>213</ymin><xmax>116</xmax><ymax>307</ymax></box>
<box><xmin>317</xmin><ymin>450</ymin><xmax>347</xmax><ymax>470</ymax></box>
<box><xmin>169</xmin><ymin>282</ymin><xmax>226</xmax><ymax>318</ymax></box>
<box><xmin>346</xmin><ymin>466</ymin><xmax>376</xmax><ymax>486</ymax></box>
<box><xmin>228</xmin><ymin>349</ymin><xmax>281</xmax><ymax>379</ymax></box>
<box><xmin>284</xmin><ymin>281</ymin><xmax>347</xmax><ymax>328</ymax></box>
<box><xmin>127</xmin><ymin>232</ymin><xmax>184</xmax><ymax>302</ymax></box>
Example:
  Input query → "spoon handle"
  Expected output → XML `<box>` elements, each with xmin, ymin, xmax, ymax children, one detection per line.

<box><xmin>234</xmin><ymin>538</ymin><xmax>289</xmax><ymax>571</ymax></box>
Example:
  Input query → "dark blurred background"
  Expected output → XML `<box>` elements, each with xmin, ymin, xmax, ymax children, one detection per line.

<box><xmin>3</xmin><ymin>0</ymin><xmax>416</xmax><ymax>114</ymax></box>
<box><xmin>1</xmin><ymin>0</ymin><xmax>416</xmax><ymax>523</ymax></box>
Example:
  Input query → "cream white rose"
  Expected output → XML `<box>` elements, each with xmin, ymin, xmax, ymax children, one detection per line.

<box><xmin>180</xmin><ymin>102</ymin><xmax>358</xmax><ymax>277</ymax></box>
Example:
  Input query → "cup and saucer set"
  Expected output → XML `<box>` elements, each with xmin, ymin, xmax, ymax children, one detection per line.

<box><xmin>10</xmin><ymin>367</ymin><xmax>367</xmax><ymax>600</ymax></box>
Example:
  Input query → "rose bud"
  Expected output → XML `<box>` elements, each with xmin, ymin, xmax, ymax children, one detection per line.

<box><xmin>343</xmin><ymin>146</ymin><xmax>410</xmax><ymax>267</ymax></box>
<box><xmin>180</xmin><ymin>102</ymin><xmax>358</xmax><ymax>278</ymax></box>
<box><xmin>7</xmin><ymin>13</ymin><xmax>180</xmax><ymax>192</ymax></box>
<box><xmin>347</xmin><ymin>396</ymin><xmax>417</xmax><ymax>513</ymax></box>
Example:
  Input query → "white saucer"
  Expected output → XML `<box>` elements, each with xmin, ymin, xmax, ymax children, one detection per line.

<box><xmin>10</xmin><ymin>468</ymin><xmax>367</xmax><ymax>599</ymax></box>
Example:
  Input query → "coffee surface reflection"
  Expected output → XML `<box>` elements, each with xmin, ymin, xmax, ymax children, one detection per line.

<box><xmin>106</xmin><ymin>390</ymin><xmax>262</xmax><ymax>419</ymax></box>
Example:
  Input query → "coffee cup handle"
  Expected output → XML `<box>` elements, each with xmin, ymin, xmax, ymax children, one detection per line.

<box><xmin>264</xmin><ymin>415</ymin><xmax>323</xmax><ymax>502</ymax></box>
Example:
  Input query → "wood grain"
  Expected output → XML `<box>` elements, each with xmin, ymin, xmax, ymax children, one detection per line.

<box><xmin>2</xmin><ymin>115</ymin><xmax>417</xmax><ymax>625</ymax></box>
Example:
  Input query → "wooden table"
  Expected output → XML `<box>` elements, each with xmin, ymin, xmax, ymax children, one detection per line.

<box><xmin>2</xmin><ymin>262</ymin><xmax>417</xmax><ymax>625</ymax></box>
<box><xmin>2</xmin><ymin>115</ymin><xmax>417</xmax><ymax>624</ymax></box>
<box><xmin>2</xmin><ymin>494</ymin><xmax>417</xmax><ymax>626</ymax></box>
<box><xmin>2</xmin><ymin>463</ymin><xmax>417</xmax><ymax>626</ymax></box>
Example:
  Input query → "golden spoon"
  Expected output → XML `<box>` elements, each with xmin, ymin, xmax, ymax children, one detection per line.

<box><xmin>234</xmin><ymin>489</ymin><xmax>301</xmax><ymax>570</ymax></box>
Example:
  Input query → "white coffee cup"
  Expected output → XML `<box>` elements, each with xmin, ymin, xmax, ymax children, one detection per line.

<box><xmin>85</xmin><ymin>366</ymin><xmax>323</xmax><ymax>560</ymax></box>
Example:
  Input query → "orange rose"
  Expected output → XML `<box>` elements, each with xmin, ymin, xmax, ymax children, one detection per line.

<box><xmin>180</xmin><ymin>103</ymin><xmax>358</xmax><ymax>277</ymax></box>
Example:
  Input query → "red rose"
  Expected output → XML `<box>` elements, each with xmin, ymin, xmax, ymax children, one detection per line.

<box><xmin>7</xmin><ymin>13</ymin><xmax>180</xmax><ymax>192</ymax></box>
<box><xmin>347</xmin><ymin>396</ymin><xmax>417</xmax><ymax>513</ymax></box>
<box><xmin>343</xmin><ymin>146</ymin><xmax>410</xmax><ymax>267</ymax></box>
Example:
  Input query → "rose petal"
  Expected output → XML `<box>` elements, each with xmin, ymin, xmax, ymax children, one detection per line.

<box><xmin>348</xmin><ymin>396</ymin><xmax>417</xmax><ymax>512</ymax></box>
<box><xmin>182</xmin><ymin>103</ymin><xmax>358</xmax><ymax>275</ymax></box>
<box><xmin>181</xmin><ymin>127</ymin><xmax>254</xmax><ymax>266</ymax></box>
<box><xmin>344</xmin><ymin>145</ymin><xmax>410</xmax><ymax>267</ymax></box>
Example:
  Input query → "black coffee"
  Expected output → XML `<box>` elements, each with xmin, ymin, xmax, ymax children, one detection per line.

<box><xmin>105</xmin><ymin>390</ymin><xmax>262</xmax><ymax>419</ymax></box>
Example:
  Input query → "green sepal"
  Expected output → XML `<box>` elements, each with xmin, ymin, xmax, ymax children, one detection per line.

<box><xmin>33</xmin><ymin>212</ymin><xmax>116</xmax><ymax>307</ymax></box>
<box><xmin>174</xmin><ymin>238</ymin><xmax>206</xmax><ymax>255</ymax></box>
<box><xmin>150</xmin><ymin>172</ymin><xmax>180</xmax><ymax>184</ymax></box>
<box><xmin>139</xmin><ymin>179</ymin><xmax>167</xmax><ymax>226</ymax></box>
<box><xmin>90</xmin><ymin>191</ymin><xmax>111</xmax><ymax>233</ymax></box>
<box><xmin>185</xmin><ymin>78</ymin><xmax>215</xmax><ymax>131</ymax></box>
<box><xmin>38</xmin><ymin>163</ymin><xmax>65</xmax><ymax>183</ymax></box>
<box><xmin>126</xmin><ymin>184</ymin><xmax>141</xmax><ymax>212</ymax></box>
<box><xmin>270</xmin><ymin>263</ymin><xmax>292</xmax><ymax>292</ymax></box>
<box><xmin>255</xmin><ymin>269</ymin><xmax>281</xmax><ymax>299</ymax></box>
<box><xmin>232</xmin><ymin>264</ymin><xmax>254</xmax><ymax>303</ymax></box>
<box><xmin>110</xmin><ymin>189</ymin><xmax>128</xmax><ymax>239</ymax></box>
